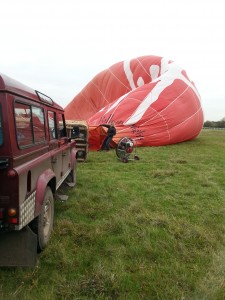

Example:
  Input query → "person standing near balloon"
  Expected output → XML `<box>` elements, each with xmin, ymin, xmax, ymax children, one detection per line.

<box><xmin>100</xmin><ymin>122</ymin><xmax>116</xmax><ymax>151</ymax></box>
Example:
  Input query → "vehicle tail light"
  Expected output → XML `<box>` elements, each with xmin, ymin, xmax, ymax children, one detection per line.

<box><xmin>7</xmin><ymin>208</ymin><xmax>18</xmax><ymax>224</ymax></box>
<box><xmin>8</xmin><ymin>218</ymin><xmax>18</xmax><ymax>224</ymax></box>
<box><xmin>8</xmin><ymin>208</ymin><xmax>17</xmax><ymax>217</ymax></box>
<box><xmin>7</xmin><ymin>169</ymin><xmax>17</xmax><ymax>178</ymax></box>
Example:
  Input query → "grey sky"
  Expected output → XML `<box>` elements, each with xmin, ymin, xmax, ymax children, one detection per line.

<box><xmin>1</xmin><ymin>0</ymin><xmax>224</xmax><ymax>121</ymax></box>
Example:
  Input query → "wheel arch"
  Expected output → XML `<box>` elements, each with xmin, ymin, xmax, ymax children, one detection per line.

<box><xmin>35</xmin><ymin>169</ymin><xmax>56</xmax><ymax>216</ymax></box>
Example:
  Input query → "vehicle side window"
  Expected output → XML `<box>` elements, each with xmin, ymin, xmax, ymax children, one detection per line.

<box><xmin>15</xmin><ymin>103</ymin><xmax>33</xmax><ymax>147</ymax></box>
<box><xmin>48</xmin><ymin>111</ymin><xmax>57</xmax><ymax>140</ymax></box>
<box><xmin>32</xmin><ymin>107</ymin><xmax>46</xmax><ymax>143</ymax></box>
<box><xmin>58</xmin><ymin>114</ymin><xmax>66</xmax><ymax>138</ymax></box>
<box><xmin>0</xmin><ymin>105</ymin><xmax>3</xmax><ymax>146</ymax></box>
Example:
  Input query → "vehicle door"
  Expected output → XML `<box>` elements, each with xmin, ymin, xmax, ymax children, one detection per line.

<box><xmin>57</xmin><ymin>113</ymin><xmax>71</xmax><ymax>182</ymax></box>
<box><xmin>47</xmin><ymin>110</ymin><xmax>63</xmax><ymax>185</ymax></box>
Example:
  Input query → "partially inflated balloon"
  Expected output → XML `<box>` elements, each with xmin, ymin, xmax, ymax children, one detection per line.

<box><xmin>65</xmin><ymin>56</ymin><xmax>204</xmax><ymax>150</ymax></box>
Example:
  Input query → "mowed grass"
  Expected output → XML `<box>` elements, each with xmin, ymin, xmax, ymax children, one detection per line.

<box><xmin>1</xmin><ymin>130</ymin><xmax>225</xmax><ymax>299</ymax></box>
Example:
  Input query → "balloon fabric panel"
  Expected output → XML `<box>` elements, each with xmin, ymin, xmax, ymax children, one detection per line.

<box><xmin>64</xmin><ymin>56</ymin><xmax>204</xmax><ymax>150</ymax></box>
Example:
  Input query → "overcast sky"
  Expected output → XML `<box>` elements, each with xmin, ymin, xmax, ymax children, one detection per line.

<box><xmin>1</xmin><ymin>0</ymin><xmax>224</xmax><ymax>121</ymax></box>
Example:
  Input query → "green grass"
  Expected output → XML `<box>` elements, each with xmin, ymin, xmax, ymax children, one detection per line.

<box><xmin>1</xmin><ymin>130</ymin><xmax>225</xmax><ymax>299</ymax></box>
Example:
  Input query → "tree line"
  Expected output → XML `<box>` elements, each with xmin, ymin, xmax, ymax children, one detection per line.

<box><xmin>204</xmin><ymin>119</ymin><xmax>225</xmax><ymax>128</ymax></box>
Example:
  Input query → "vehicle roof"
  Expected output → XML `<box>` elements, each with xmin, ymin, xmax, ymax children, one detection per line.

<box><xmin>0</xmin><ymin>73</ymin><xmax>63</xmax><ymax>110</ymax></box>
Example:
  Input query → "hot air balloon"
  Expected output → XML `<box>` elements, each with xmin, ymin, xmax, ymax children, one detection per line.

<box><xmin>65</xmin><ymin>56</ymin><xmax>204</xmax><ymax>150</ymax></box>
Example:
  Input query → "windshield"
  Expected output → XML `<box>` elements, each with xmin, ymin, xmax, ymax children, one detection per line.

<box><xmin>0</xmin><ymin>105</ymin><xmax>3</xmax><ymax>146</ymax></box>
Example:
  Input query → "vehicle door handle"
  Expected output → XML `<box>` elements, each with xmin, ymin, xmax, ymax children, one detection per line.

<box><xmin>0</xmin><ymin>158</ymin><xmax>9</xmax><ymax>169</ymax></box>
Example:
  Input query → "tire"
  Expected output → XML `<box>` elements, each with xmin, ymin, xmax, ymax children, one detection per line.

<box><xmin>29</xmin><ymin>186</ymin><xmax>54</xmax><ymax>252</ymax></box>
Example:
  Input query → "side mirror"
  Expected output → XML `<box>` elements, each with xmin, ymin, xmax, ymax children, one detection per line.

<box><xmin>71</xmin><ymin>126</ymin><xmax>80</xmax><ymax>138</ymax></box>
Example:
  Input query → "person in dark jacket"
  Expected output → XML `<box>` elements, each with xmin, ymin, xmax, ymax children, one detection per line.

<box><xmin>100</xmin><ymin>122</ymin><xmax>116</xmax><ymax>151</ymax></box>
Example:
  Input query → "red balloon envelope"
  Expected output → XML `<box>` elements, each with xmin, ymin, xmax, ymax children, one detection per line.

<box><xmin>65</xmin><ymin>56</ymin><xmax>204</xmax><ymax>150</ymax></box>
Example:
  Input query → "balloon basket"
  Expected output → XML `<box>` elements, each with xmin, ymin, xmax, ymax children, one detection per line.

<box><xmin>115</xmin><ymin>137</ymin><xmax>140</xmax><ymax>163</ymax></box>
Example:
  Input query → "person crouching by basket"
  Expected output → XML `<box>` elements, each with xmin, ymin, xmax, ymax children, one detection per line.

<box><xmin>100</xmin><ymin>122</ymin><xmax>116</xmax><ymax>151</ymax></box>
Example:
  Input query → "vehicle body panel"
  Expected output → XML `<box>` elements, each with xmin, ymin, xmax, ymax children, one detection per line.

<box><xmin>0</xmin><ymin>72</ymin><xmax>77</xmax><ymax>232</ymax></box>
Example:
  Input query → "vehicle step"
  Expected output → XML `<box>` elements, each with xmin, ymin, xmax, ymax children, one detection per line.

<box><xmin>66</xmin><ymin>182</ymin><xmax>76</xmax><ymax>187</ymax></box>
<box><xmin>55</xmin><ymin>194</ymin><xmax>69</xmax><ymax>201</ymax></box>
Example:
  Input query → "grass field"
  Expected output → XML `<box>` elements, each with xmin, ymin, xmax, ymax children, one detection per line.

<box><xmin>1</xmin><ymin>130</ymin><xmax>225</xmax><ymax>299</ymax></box>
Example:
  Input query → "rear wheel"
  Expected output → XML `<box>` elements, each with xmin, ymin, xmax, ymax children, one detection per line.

<box><xmin>29</xmin><ymin>186</ymin><xmax>54</xmax><ymax>252</ymax></box>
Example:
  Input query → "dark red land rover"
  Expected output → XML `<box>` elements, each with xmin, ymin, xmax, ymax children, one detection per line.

<box><xmin>0</xmin><ymin>73</ymin><xmax>78</xmax><ymax>266</ymax></box>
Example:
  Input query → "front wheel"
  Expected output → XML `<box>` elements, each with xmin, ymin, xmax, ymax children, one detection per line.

<box><xmin>29</xmin><ymin>186</ymin><xmax>54</xmax><ymax>252</ymax></box>
<box><xmin>66</xmin><ymin>164</ymin><xmax>77</xmax><ymax>187</ymax></box>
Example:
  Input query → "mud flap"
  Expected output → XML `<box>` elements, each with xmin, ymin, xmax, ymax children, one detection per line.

<box><xmin>0</xmin><ymin>226</ymin><xmax>37</xmax><ymax>267</ymax></box>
